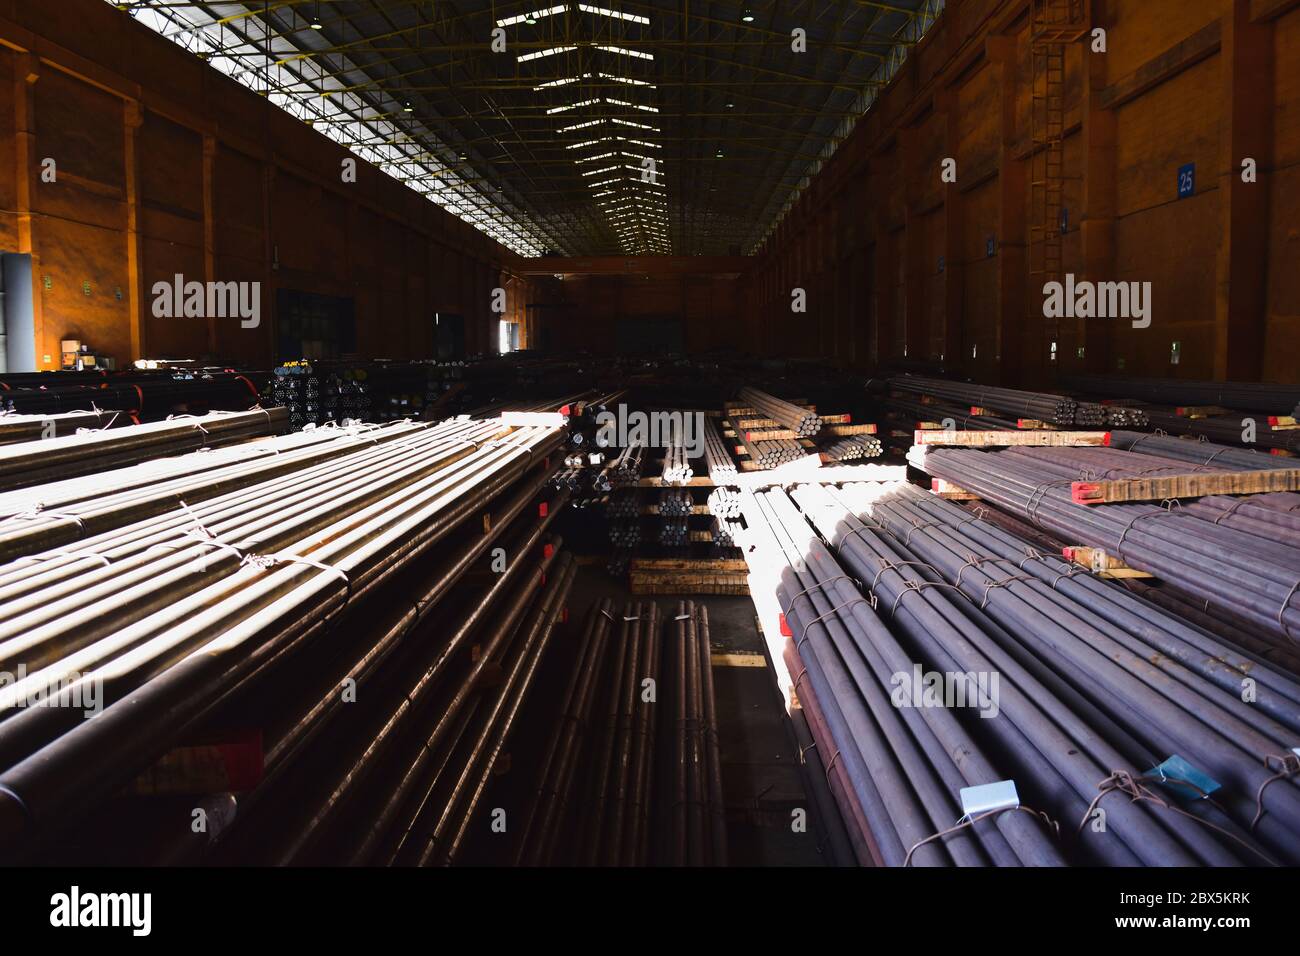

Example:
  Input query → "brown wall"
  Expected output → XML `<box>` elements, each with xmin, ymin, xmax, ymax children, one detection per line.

<box><xmin>0</xmin><ymin>0</ymin><xmax>517</xmax><ymax>370</ymax></box>
<box><xmin>742</xmin><ymin>0</ymin><xmax>1300</xmax><ymax>386</ymax></box>
<box><xmin>527</xmin><ymin>273</ymin><xmax>741</xmax><ymax>353</ymax></box>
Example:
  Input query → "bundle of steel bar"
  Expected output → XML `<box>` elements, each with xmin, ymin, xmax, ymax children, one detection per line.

<box><xmin>576</xmin><ymin>601</ymin><xmax>663</xmax><ymax>866</ymax></box>
<box><xmin>515</xmin><ymin>599</ymin><xmax>617</xmax><ymax>866</ymax></box>
<box><xmin>658</xmin><ymin>488</ymin><xmax>693</xmax><ymax>517</ymax></box>
<box><xmin>0</xmin><ymin>408</ymin><xmax>126</xmax><ymax>444</ymax></box>
<box><xmin>742</xmin><ymin>485</ymin><xmax>1067</xmax><ymax>867</ymax></box>
<box><xmin>1104</xmin><ymin>405</ymin><xmax>1151</xmax><ymax>429</ymax></box>
<box><xmin>1136</xmin><ymin>409</ymin><xmax>1300</xmax><ymax>454</ymax></box>
<box><xmin>822</xmin><ymin>434</ymin><xmax>883</xmax><ymax>462</ymax></box>
<box><xmin>0</xmin><ymin>372</ymin><xmax>263</xmax><ymax>418</ymax></box>
<box><xmin>834</xmin><ymin>481</ymin><xmax>1300</xmax><ymax>863</ymax></box>
<box><xmin>664</xmin><ymin>600</ymin><xmax>727</xmax><ymax>866</ymax></box>
<box><xmin>0</xmin><ymin>419</ymin><xmax>429</xmax><ymax>564</ymax></box>
<box><xmin>608</xmin><ymin>519</ymin><xmax>641</xmax><ymax>547</ymax></box>
<box><xmin>612</xmin><ymin>443</ymin><xmax>645</xmax><ymax>487</ymax></box>
<box><xmin>910</xmin><ymin>445</ymin><xmax>1300</xmax><ymax>645</ymax></box>
<box><xmin>785</xmin><ymin>697</ymin><xmax>859</xmax><ymax>866</ymax></box>
<box><xmin>1064</xmin><ymin>374</ymin><xmax>1300</xmax><ymax>415</ymax></box>
<box><xmin>748</xmin><ymin>480</ymin><xmax>1300</xmax><ymax>865</ymax></box>
<box><xmin>301</xmin><ymin>555</ymin><xmax>577</xmax><ymax>867</ymax></box>
<box><xmin>1117</xmin><ymin>579</ymin><xmax>1300</xmax><ymax>677</ymax></box>
<box><xmin>0</xmin><ymin>407</ymin><xmax>289</xmax><ymax>493</ymax></box>
<box><xmin>890</xmin><ymin>376</ymin><xmax>1081</xmax><ymax>426</ymax></box>
<box><xmin>887</xmin><ymin>395</ymin><xmax>1022</xmax><ymax>431</ymax></box>
<box><xmin>1108</xmin><ymin>430</ymin><xmax>1295</xmax><ymax>472</ymax></box>
<box><xmin>551</xmin><ymin>467</ymin><xmax>586</xmax><ymax>492</ymax></box>
<box><xmin>169</xmin><ymin>482</ymin><xmax>575</xmax><ymax>867</ymax></box>
<box><xmin>710</xmin><ymin>518</ymin><xmax>741</xmax><ymax>548</ymax></box>
<box><xmin>660</xmin><ymin>440</ymin><xmax>695</xmax><ymax>485</ymax></box>
<box><xmin>658</xmin><ymin>518</ymin><xmax>689</xmax><ymax>546</ymax></box>
<box><xmin>703</xmin><ymin>419</ymin><xmax>739</xmax><ymax>482</ymax></box>
<box><xmin>605</xmin><ymin>490</ymin><xmax>639</xmax><ymax>520</ymax></box>
<box><xmin>0</xmin><ymin>414</ymin><xmax>568</xmax><ymax>858</ymax></box>
<box><xmin>707</xmin><ymin>485</ymin><xmax>741</xmax><ymax>519</ymax></box>
<box><xmin>738</xmin><ymin>387</ymin><xmax>823</xmax><ymax>438</ymax></box>
<box><xmin>737</xmin><ymin>431</ymin><xmax>807</xmax><ymax>470</ymax></box>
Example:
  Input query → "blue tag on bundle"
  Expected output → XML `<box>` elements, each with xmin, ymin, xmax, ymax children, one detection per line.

<box><xmin>1148</xmin><ymin>755</ymin><xmax>1220</xmax><ymax>802</ymax></box>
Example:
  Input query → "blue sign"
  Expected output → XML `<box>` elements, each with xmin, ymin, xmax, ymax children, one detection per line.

<box><xmin>986</xmin><ymin>236</ymin><xmax>997</xmax><ymax>258</ymax></box>
<box><xmin>937</xmin><ymin>256</ymin><xmax>945</xmax><ymax>274</ymax></box>
<box><xmin>1178</xmin><ymin>163</ymin><xmax>1196</xmax><ymax>198</ymax></box>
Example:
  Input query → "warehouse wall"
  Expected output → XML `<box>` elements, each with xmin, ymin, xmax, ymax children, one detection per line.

<box><xmin>743</xmin><ymin>0</ymin><xmax>1299</xmax><ymax>386</ymax></box>
<box><xmin>0</xmin><ymin>0</ymin><xmax>517</xmax><ymax>370</ymax></box>
<box><xmin>525</xmin><ymin>273</ymin><xmax>741</xmax><ymax>354</ymax></box>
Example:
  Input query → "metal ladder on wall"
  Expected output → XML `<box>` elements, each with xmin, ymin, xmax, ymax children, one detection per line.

<box><xmin>1028</xmin><ymin>0</ymin><xmax>1088</xmax><ymax>377</ymax></box>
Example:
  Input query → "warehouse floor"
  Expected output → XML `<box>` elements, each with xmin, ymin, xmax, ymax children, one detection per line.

<box><xmin>564</xmin><ymin>565</ymin><xmax>828</xmax><ymax>867</ymax></box>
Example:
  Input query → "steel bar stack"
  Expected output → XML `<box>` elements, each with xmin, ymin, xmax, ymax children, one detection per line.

<box><xmin>665</xmin><ymin>600</ymin><xmax>727</xmax><ymax>867</ymax></box>
<box><xmin>887</xmin><ymin>395</ymin><xmax>1022</xmax><ymax>431</ymax></box>
<box><xmin>1108</xmin><ymin>430</ymin><xmax>1296</xmax><ymax>472</ymax></box>
<box><xmin>703</xmin><ymin>419</ymin><xmax>739</xmax><ymax>483</ymax></box>
<box><xmin>0</xmin><ymin>409</ymin><xmax>125</xmax><ymax>444</ymax></box>
<box><xmin>660</xmin><ymin>439</ymin><xmax>695</xmax><ymax>486</ymax></box>
<box><xmin>743</xmin><ymin>480</ymin><xmax>1300</xmax><ymax>865</ymax></box>
<box><xmin>891</xmin><ymin>376</ymin><xmax>1080</xmax><ymax>426</ymax></box>
<box><xmin>658</xmin><ymin>488</ymin><xmax>693</xmax><ymax>517</ymax></box>
<box><xmin>832</xmin><ymin>482</ymin><xmax>1300</xmax><ymax>864</ymax></box>
<box><xmin>1064</xmin><ymin>375</ymin><xmax>1300</xmax><ymax>415</ymax></box>
<box><xmin>611</xmin><ymin>443</ymin><xmax>645</xmax><ymax>488</ymax></box>
<box><xmin>741</xmin><ymin>486</ymin><xmax>1067</xmax><ymax>867</ymax></box>
<box><xmin>911</xmin><ymin>444</ymin><xmax>1300</xmax><ymax>645</ymax></box>
<box><xmin>710</xmin><ymin>518</ymin><xmax>741</xmax><ymax>548</ymax></box>
<box><xmin>0</xmin><ymin>408</ymin><xmax>289</xmax><ymax>493</ymax></box>
<box><xmin>738</xmin><ymin>387</ymin><xmax>823</xmax><ymax>438</ymax></box>
<box><xmin>0</xmin><ymin>419</ymin><xmax>425</xmax><ymax>564</ymax></box>
<box><xmin>1126</xmin><ymin>411</ymin><xmax>1300</xmax><ymax>454</ymax></box>
<box><xmin>737</xmin><ymin>432</ymin><xmax>806</xmax><ymax>469</ymax></box>
<box><xmin>0</xmin><ymin>413</ymin><xmax>568</xmax><ymax>861</ymax></box>
<box><xmin>822</xmin><ymin>434</ymin><xmax>884</xmax><ymax>463</ymax></box>
<box><xmin>0</xmin><ymin>371</ymin><xmax>263</xmax><ymax>419</ymax></box>
<box><xmin>515</xmin><ymin>599</ymin><xmax>617</xmax><ymax>866</ymax></box>
<box><xmin>577</xmin><ymin>601</ymin><xmax>663</xmax><ymax>866</ymax></box>
<box><xmin>707</xmin><ymin>485</ymin><xmax>741</xmax><ymax>519</ymax></box>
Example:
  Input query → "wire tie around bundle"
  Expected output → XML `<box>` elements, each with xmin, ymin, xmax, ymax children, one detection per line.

<box><xmin>1079</xmin><ymin>770</ymin><xmax>1278</xmax><ymax>866</ymax></box>
<box><xmin>977</xmin><ymin>574</ymin><xmax>1035</xmax><ymax>610</ymax></box>
<box><xmin>1251</xmin><ymin>752</ymin><xmax>1300</xmax><ymax>831</ymax></box>
<box><xmin>903</xmin><ymin>804</ymin><xmax>1060</xmax><ymax>867</ymax></box>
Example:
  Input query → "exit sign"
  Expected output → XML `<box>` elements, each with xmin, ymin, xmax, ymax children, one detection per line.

<box><xmin>1178</xmin><ymin>163</ymin><xmax>1196</xmax><ymax>198</ymax></box>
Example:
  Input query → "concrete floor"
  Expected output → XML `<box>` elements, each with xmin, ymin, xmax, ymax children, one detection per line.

<box><xmin>567</xmin><ymin>563</ymin><xmax>830</xmax><ymax>866</ymax></box>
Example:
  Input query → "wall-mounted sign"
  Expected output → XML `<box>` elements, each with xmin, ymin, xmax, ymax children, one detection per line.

<box><xmin>1178</xmin><ymin>163</ymin><xmax>1196</xmax><ymax>199</ymax></box>
<box><xmin>986</xmin><ymin>236</ymin><xmax>997</xmax><ymax>258</ymax></box>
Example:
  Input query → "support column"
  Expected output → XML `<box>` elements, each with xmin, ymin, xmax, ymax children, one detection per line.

<box><xmin>202</xmin><ymin>133</ymin><xmax>218</xmax><ymax>356</ymax></box>
<box><xmin>937</xmin><ymin>90</ymin><xmax>964</xmax><ymax>372</ymax></box>
<box><xmin>989</xmin><ymin>33</ymin><xmax>1028</xmax><ymax>387</ymax></box>
<box><xmin>13</xmin><ymin>53</ymin><xmax>45</xmax><ymax>368</ymax></box>
<box><xmin>899</xmin><ymin>126</ymin><xmax>924</xmax><ymax>361</ymax></box>
<box><xmin>1081</xmin><ymin>3</ymin><xmax>1118</xmax><ymax>375</ymax></box>
<box><xmin>1214</xmin><ymin>0</ymin><xmax>1273</xmax><ymax>380</ymax></box>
